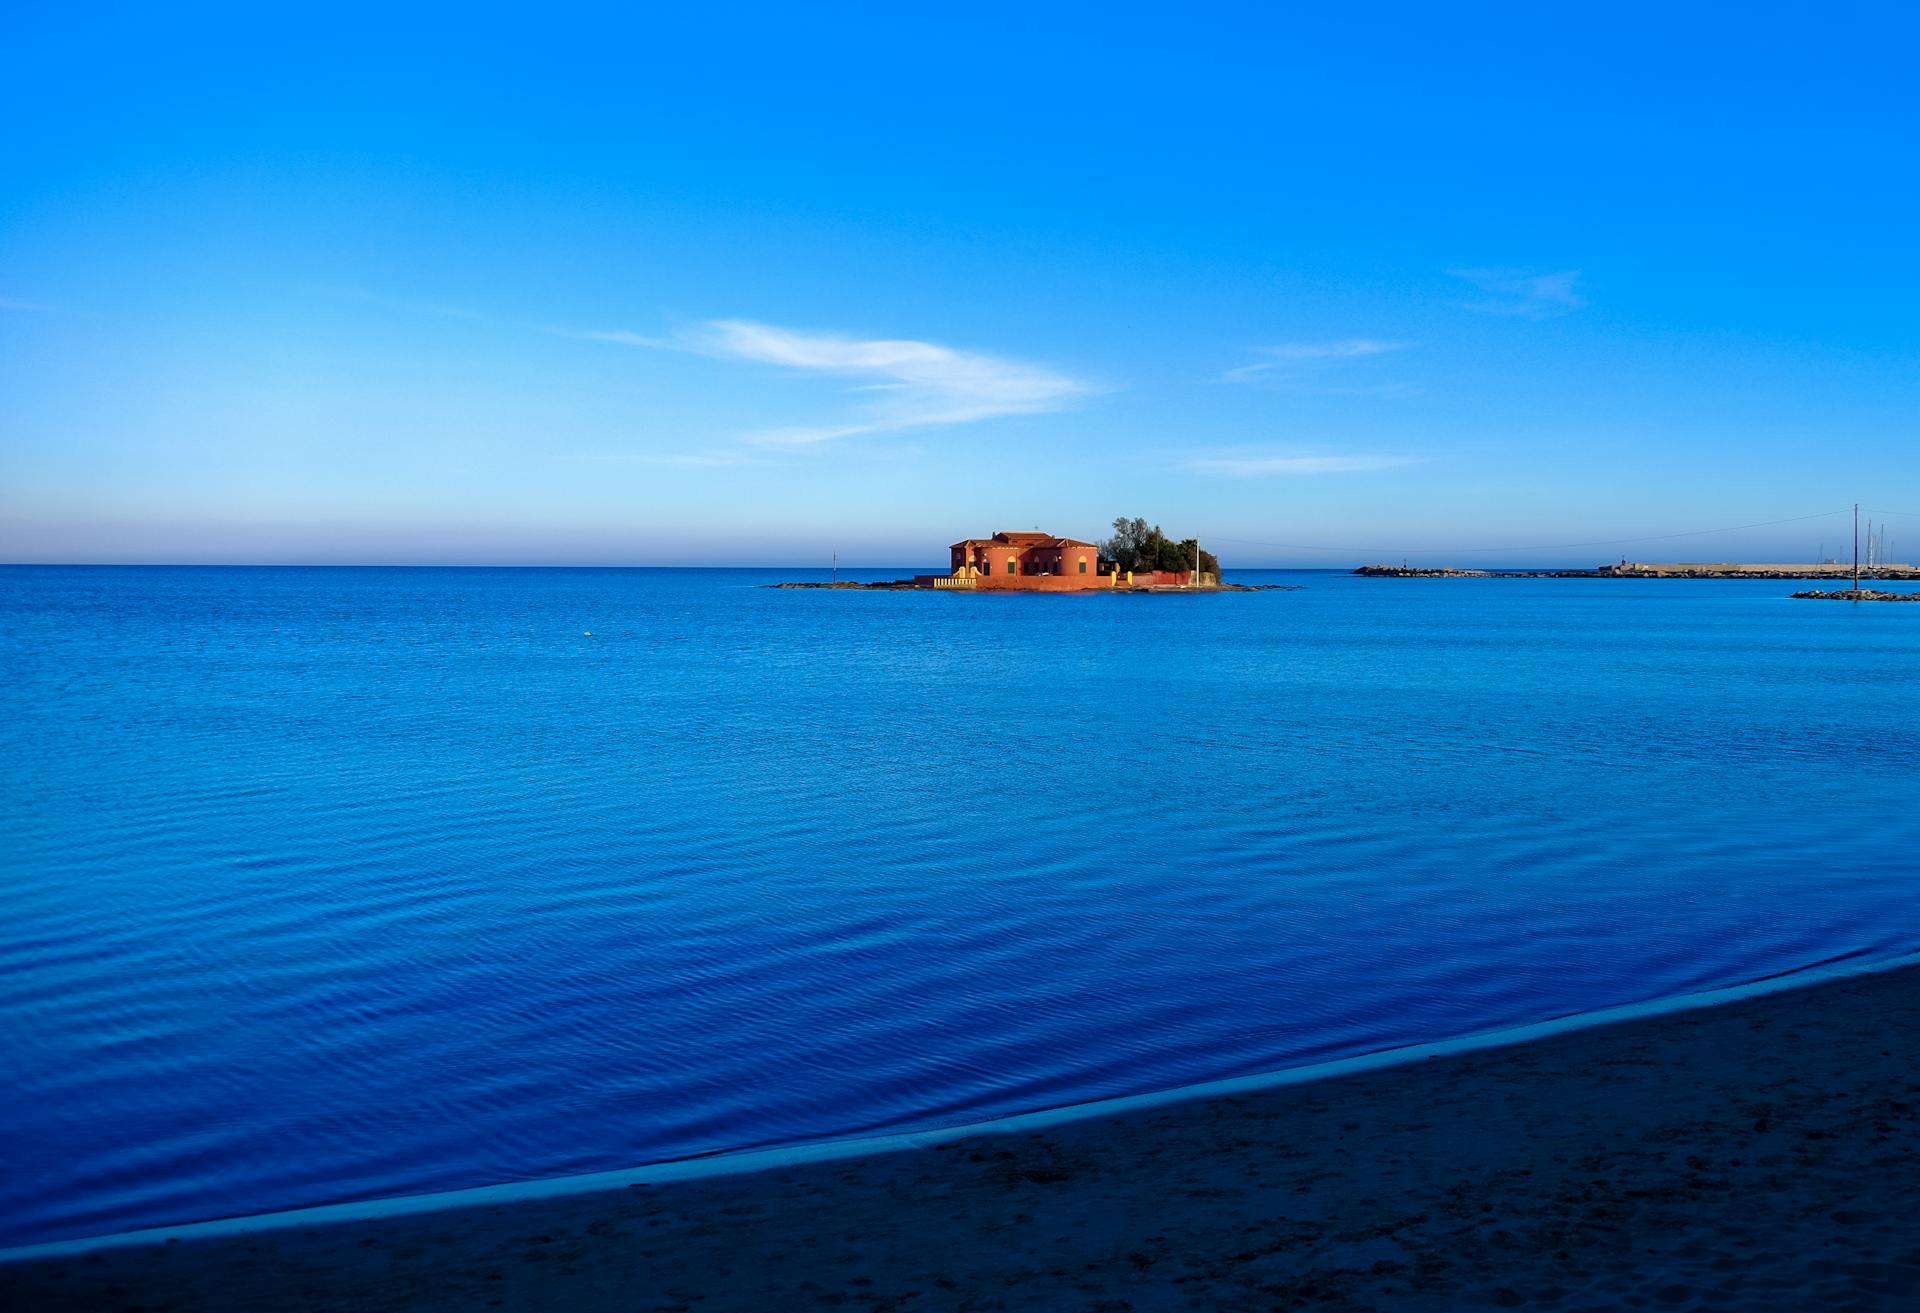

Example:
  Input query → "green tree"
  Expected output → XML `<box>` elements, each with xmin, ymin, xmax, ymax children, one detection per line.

<box><xmin>1102</xmin><ymin>516</ymin><xmax>1153</xmax><ymax>571</ymax></box>
<box><xmin>1100</xmin><ymin>518</ymin><xmax>1220</xmax><ymax>577</ymax></box>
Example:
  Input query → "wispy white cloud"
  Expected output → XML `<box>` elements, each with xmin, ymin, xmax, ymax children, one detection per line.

<box><xmin>345</xmin><ymin>292</ymin><xmax>1093</xmax><ymax>447</ymax></box>
<box><xmin>1221</xmin><ymin>338</ymin><xmax>1412</xmax><ymax>389</ymax></box>
<box><xmin>1188</xmin><ymin>449</ymin><xmax>1418</xmax><ymax>477</ymax></box>
<box><xmin>737</xmin><ymin>422</ymin><xmax>875</xmax><ymax>446</ymax></box>
<box><xmin>699</xmin><ymin>320</ymin><xmax>1092</xmax><ymax>443</ymax></box>
<box><xmin>575</xmin><ymin>318</ymin><xmax>1092</xmax><ymax>444</ymax></box>
<box><xmin>550</xmin><ymin>327</ymin><xmax>671</xmax><ymax>349</ymax></box>
<box><xmin>1451</xmin><ymin>268</ymin><xmax>1586</xmax><ymax>318</ymax></box>
<box><xmin>573</xmin><ymin>448</ymin><xmax>770</xmax><ymax>468</ymax></box>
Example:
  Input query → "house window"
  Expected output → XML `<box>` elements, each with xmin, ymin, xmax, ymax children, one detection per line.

<box><xmin>1005</xmin><ymin>559</ymin><xmax>1016</xmax><ymax>575</ymax></box>
<box><xmin>1078</xmin><ymin>559</ymin><xmax>1087</xmax><ymax>573</ymax></box>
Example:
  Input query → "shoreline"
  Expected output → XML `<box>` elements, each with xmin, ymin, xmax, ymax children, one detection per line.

<box><xmin>8</xmin><ymin>946</ymin><xmax>1911</xmax><ymax>1263</ymax></box>
<box><xmin>7</xmin><ymin>950</ymin><xmax>1920</xmax><ymax>1309</ymax></box>
<box><xmin>765</xmin><ymin>580</ymin><xmax>1298</xmax><ymax>591</ymax></box>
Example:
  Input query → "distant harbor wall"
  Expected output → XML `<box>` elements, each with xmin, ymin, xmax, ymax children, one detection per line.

<box><xmin>1355</xmin><ymin>562</ymin><xmax>1920</xmax><ymax>581</ymax></box>
<box><xmin>1599</xmin><ymin>562</ymin><xmax>1920</xmax><ymax>579</ymax></box>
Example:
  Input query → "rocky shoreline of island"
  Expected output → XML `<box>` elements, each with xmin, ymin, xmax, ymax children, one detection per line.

<box><xmin>766</xmin><ymin>580</ymin><xmax>1300</xmax><ymax>592</ymax></box>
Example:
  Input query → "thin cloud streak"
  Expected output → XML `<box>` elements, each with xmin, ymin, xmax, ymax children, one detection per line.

<box><xmin>1189</xmin><ymin>452</ymin><xmax>1418</xmax><ymax>477</ymax></box>
<box><xmin>574</xmin><ymin>448</ymin><xmax>771</xmax><ymax>468</ymax></box>
<box><xmin>340</xmin><ymin>294</ymin><xmax>1089</xmax><ymax>446</ymax></box>
<box><xmin>550</xmin><ymin>327</ymin><xmax>672</xmax><ymax>349</ymax></box>
<box><xmin>700</xmin><ymin>320</ymin><xmax>1091</xmax><ymax>443</ymax></box>
<box><xmin>573</xmin><ymin>317</ymin><xmax>1093</xmax><ymax>444</ymax></box>
<box><xmin>1451</xmin><ymin>268</ymin><xmax>1586</xmax><ymax>318</ymax></box>
<box><xmin>1222</xmin><ymin>338</ymin><xmax>1409</xmax><ymax>384</ymax></box>
<box><xmin>742</xmin><ymin>423</ymin><xmax>876</xmax><ymax>447</ymax></box>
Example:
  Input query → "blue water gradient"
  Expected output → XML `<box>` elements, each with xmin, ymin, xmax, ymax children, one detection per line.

<box><xmin>2</xmin><ymin>566</ymin><xmax>1916</xmax><ymax>1246</ymax></box>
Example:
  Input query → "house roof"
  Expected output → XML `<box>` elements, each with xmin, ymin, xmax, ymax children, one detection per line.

<box><xmin>950</xmin><ymin>532</ymin><xmax>1100</xmax><ymax>551</ymax></box>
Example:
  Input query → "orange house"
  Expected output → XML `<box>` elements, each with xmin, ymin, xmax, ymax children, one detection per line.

<box><xmin>940</xmin><ymin>531</ymin><xmax>1107</xmax><ymax>590</ymax></box>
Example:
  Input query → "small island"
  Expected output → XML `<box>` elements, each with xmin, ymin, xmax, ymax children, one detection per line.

<box><xmin>774</xmin><ymin>518</ymin><xmax>1298</xmax><ymax>592</ymax></box>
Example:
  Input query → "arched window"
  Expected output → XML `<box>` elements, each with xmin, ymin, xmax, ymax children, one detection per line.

<box><xmin>1077</xmin><ymin>558</ymin><xmax>1087</xmax><ymax>573</ymax></box>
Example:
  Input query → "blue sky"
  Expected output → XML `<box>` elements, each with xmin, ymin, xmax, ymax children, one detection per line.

<box><xmin>3</xmin><ymin>3</ymin><xmax>1916</xmax><ymax>566</ymax></box>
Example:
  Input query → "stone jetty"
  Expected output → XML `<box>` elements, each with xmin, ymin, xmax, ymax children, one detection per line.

<box><xmin>1790</xmin><ymin>588</ymin><xmax>1920</xmax><ymax>602</ymax></box>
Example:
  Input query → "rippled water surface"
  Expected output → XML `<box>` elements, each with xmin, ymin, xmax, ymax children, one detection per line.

<box><xmin>3</xmin><ymin>565</ymin><xmax>1917</xmax><ymax>1245</ymax></box>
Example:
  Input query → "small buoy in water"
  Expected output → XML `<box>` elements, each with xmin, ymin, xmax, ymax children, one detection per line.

<box><xmin>584</xmin><ymin>631</ymin><xmax>592</xmax><ymax>637</ymax></box>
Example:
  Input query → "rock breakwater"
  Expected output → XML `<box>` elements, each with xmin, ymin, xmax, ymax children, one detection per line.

<box><xmin>1791</xmin><ymin>589</ymin><xmax>1920</xmax><ymax>602</ymax></box>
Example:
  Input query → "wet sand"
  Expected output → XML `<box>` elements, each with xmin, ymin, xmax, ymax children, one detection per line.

<box><xmin>7</xmin><ymin>962</ymin><xmax>1919</xmax><ymax>1311</ymax></box>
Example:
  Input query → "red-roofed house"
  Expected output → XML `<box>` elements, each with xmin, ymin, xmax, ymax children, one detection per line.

<box><xmin>923</xmin><ymin>531</ymin><xmax>1109</xmax><ymax>590</ymax></box>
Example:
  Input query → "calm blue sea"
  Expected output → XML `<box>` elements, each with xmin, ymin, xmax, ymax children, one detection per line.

<box><xmin>2</xmin><ymin>565</ymin><xmax>1917</xmax><ymax>1246</ymax></box>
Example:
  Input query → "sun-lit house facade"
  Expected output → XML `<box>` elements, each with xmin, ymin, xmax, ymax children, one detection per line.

<box><xmin>934</xmin><ymin>531</ymin><xmax>1107</xmax><ymax>590</ymax></box>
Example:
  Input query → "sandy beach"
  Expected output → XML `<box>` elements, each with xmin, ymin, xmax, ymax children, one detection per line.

<box><xmin>7</xmin><ymin>962</ymin><xmax>1919</xmax><ymax>1312</ymax></box>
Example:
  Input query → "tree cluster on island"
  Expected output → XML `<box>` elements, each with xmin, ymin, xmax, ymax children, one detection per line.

<box><xmin>1101</xmin><ymin>516</ymin><xmax>1221</xmax><ymax>577</ymax></box>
